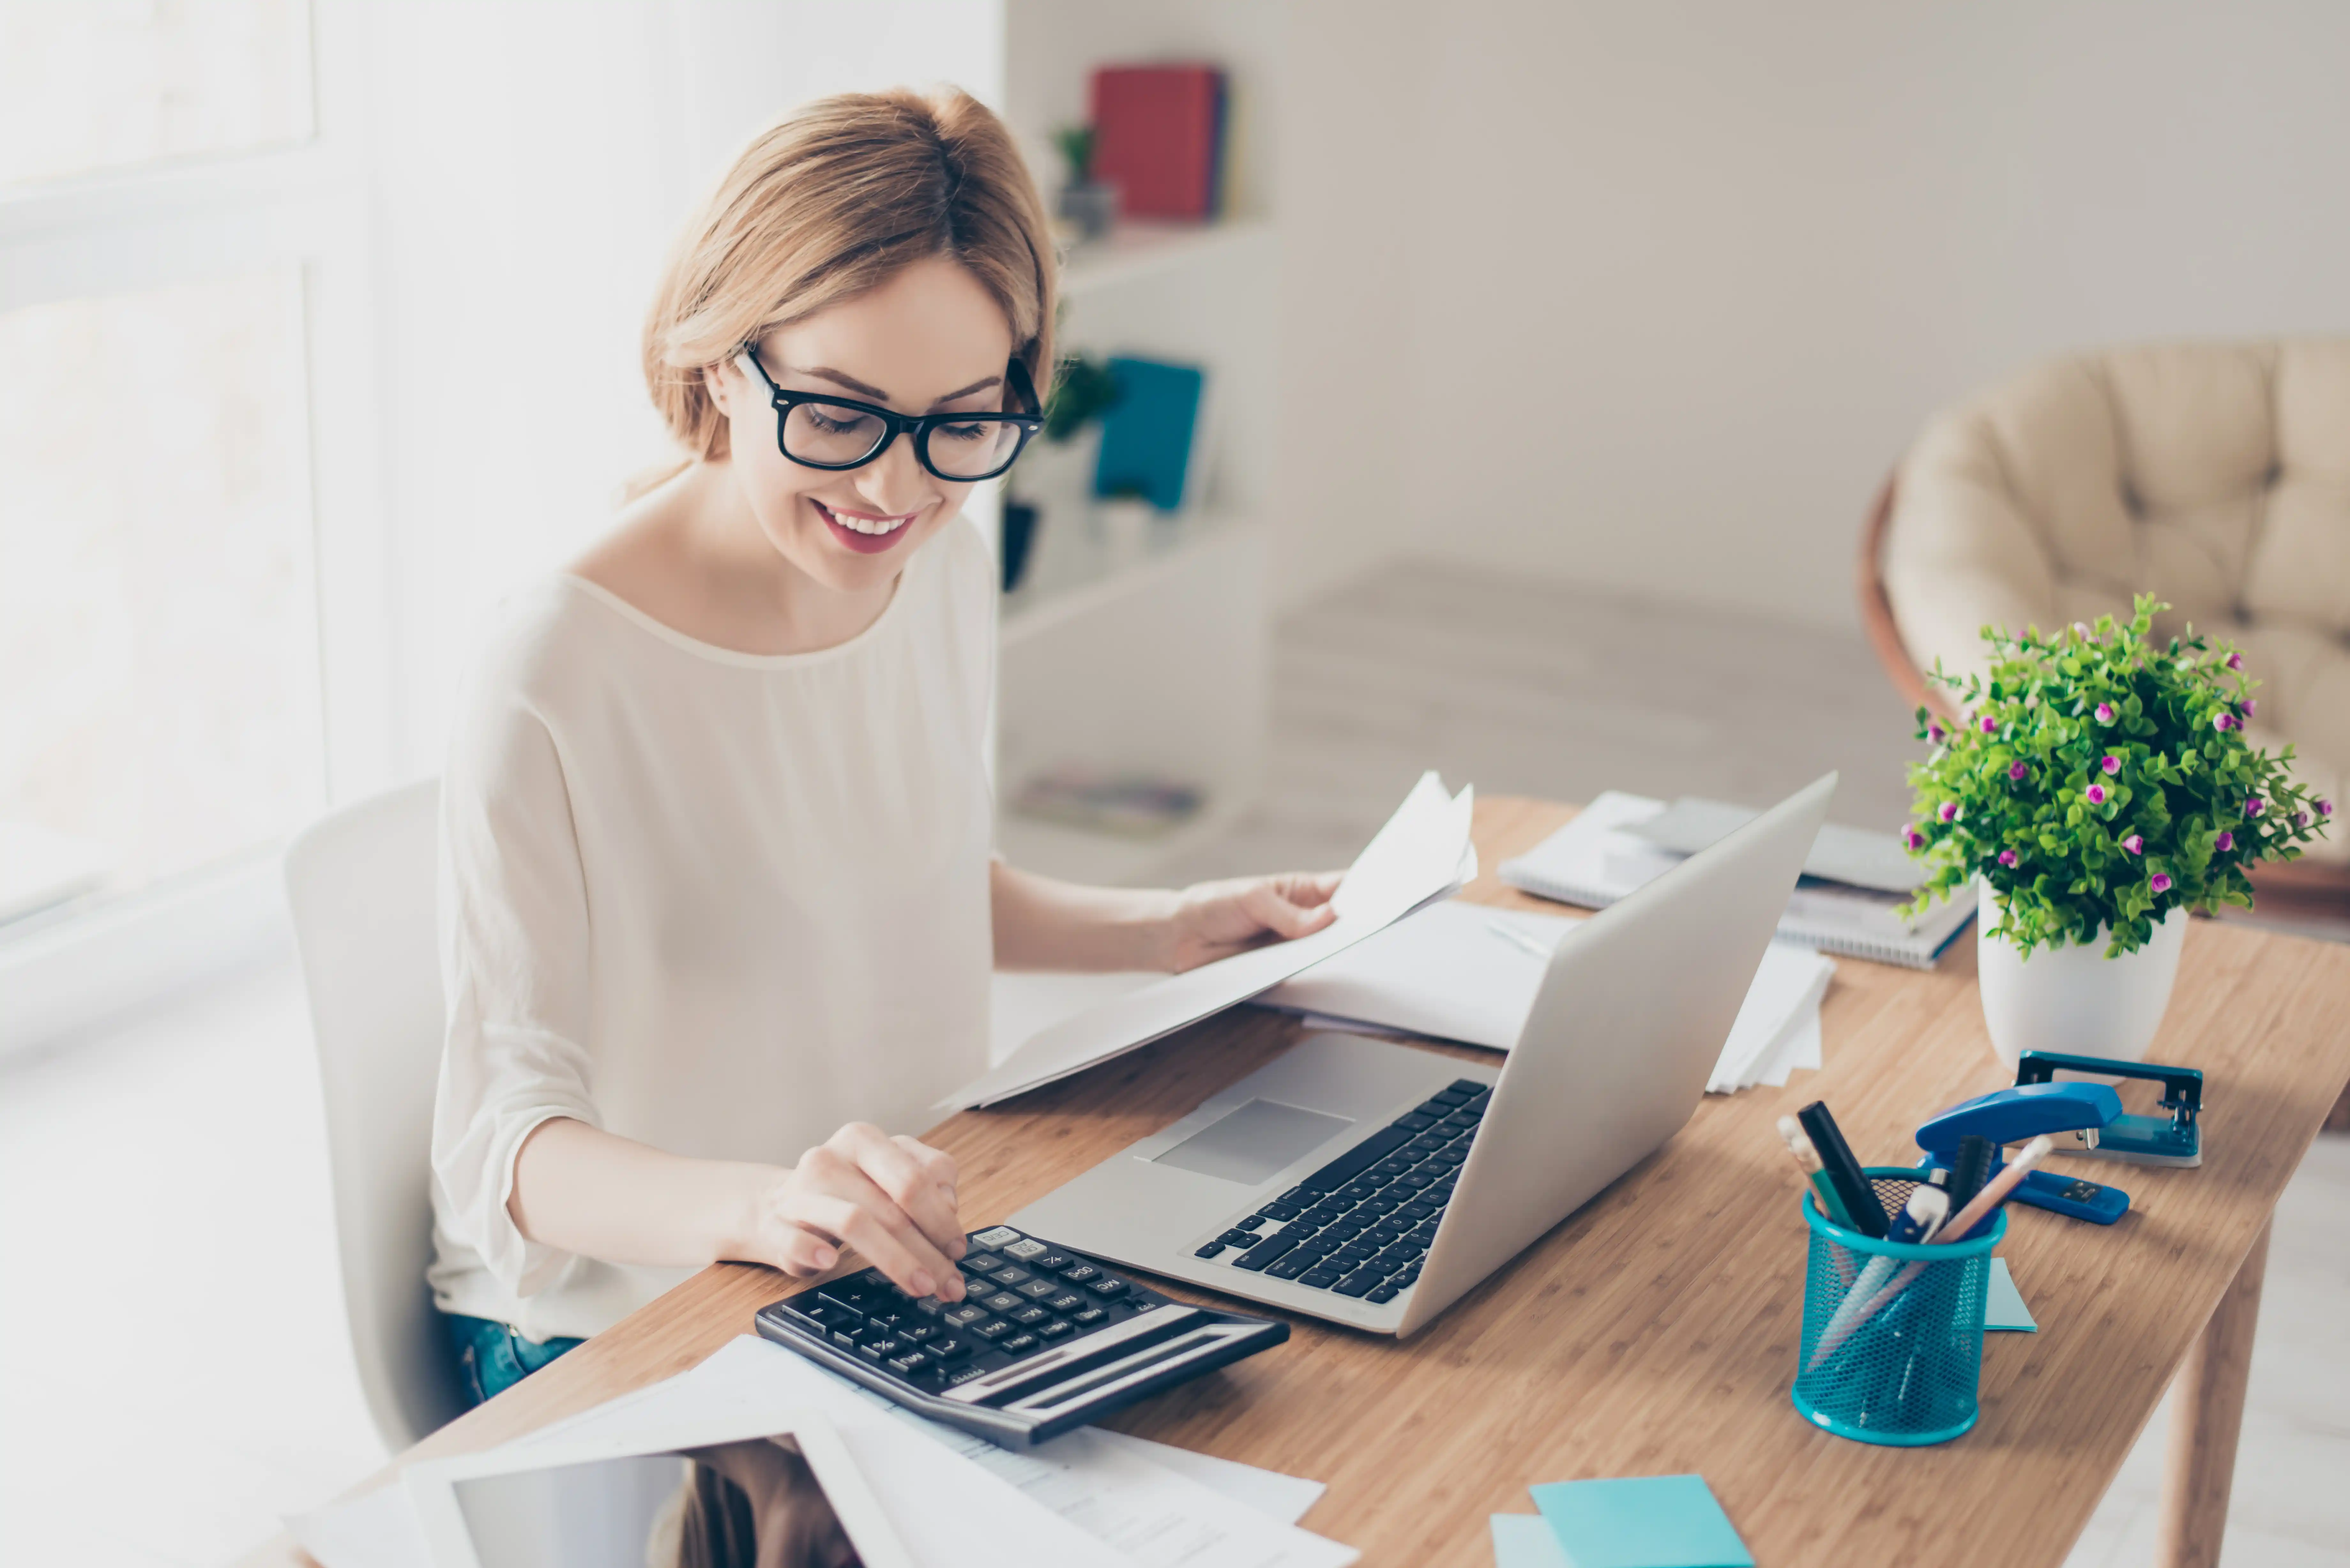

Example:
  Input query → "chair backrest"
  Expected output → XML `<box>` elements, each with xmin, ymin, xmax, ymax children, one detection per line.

<box><xmin>284</xmin><ymin>777</ymin><xmax>463</xmax><ymax>1451</ymax></box>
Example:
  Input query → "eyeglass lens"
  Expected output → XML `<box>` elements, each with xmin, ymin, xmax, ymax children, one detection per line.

<box><xmin>781</xmin><ymin>401</ymin><xmax>1025</xmax><ymax>480</ymax></box>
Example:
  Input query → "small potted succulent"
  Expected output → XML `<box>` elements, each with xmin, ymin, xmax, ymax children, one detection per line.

<box><xmin>1900</xmin><ymin>595</ymin><xmax>2331</xmax><ymax>1067</ymax></box>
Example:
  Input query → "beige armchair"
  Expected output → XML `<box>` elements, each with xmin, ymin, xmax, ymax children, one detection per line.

<box><xmin>1860</xmin><ymin>339</ymin><xmax>2350</xmax><ymax>924</ymax></box>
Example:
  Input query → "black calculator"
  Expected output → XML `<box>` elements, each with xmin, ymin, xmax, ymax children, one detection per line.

<box><xmin>754</xmin><ymin>1223</ymin><xmax>1288</xmax><ymax>1446</ymax></box>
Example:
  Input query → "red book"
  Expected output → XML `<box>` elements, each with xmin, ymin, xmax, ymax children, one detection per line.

<box><xmin>1088</xmin><ymin>64</ymin><xmax>1225</xmax><ymax>221</ymax></box>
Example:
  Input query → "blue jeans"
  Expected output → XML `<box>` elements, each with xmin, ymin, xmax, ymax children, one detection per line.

<box><xmin>441</xmin><ymin>1312</ymin><xmax>584</xmax><ymax>1408</ymax></box>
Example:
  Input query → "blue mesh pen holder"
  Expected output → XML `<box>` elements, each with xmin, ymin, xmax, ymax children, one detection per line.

<box><xmin>1792</xmin><ymin>1168</ymin><xmax>2006</xmax><ymax>1446</ymax></box>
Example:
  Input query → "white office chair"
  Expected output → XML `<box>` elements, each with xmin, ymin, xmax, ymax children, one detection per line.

<box><xmin>284</xmin><ymin>777</ymin><xmax>466</xmax><ymax>1452</ymax></box>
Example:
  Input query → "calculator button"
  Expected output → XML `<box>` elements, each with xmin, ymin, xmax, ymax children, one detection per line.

<box><xmin>999</xmin><ymin>1333</ymin><xmax>1039</xmax><ymax>1355</ymax></box>
<box><xmin>897</xmin><ymin>1324</ymin><xmax>936</xmax><ymax>1344</ymax></box>
<box><xmin>988</xmin><ymin>1266</ymin><xmax>1032</xmax><ymax>1286</ymax></box>
<box><xmin>961</xmin><ymin>1252</ymin><xmax>1005</xmax><ymax>1273</ymax></box>
<box><xmin>1088</xmin><ymin>1277</ymin><xmax>1129</xmax><ymax>1299</ymax></box>
<box><xmin>1044</xmin><ymin>1291</ymin><xmax>1086</xmax><ymax>1313</ymax></box>
<box><xmin>1003</xmin><ymin>1237</ymin><xmax>1047</xmax><ymax>1259</ymax></box>
<box><xmin>1057</xmin><ymin>1263</ymin><xmax>1100</xmax><ymax>1284</ymax></box>
<box><xmin>886</xmin><ymin>1350</ymin><xmax>931</xmax><ymax>1374</ymax></box>
<box><xmin>858</xmin><ymin>1337</ymin><xmax>901</xmax><ymax>1360</ymax></box>
<box><xmin>814</xmin><ymin>1290</ymin><xmax>865</xmax><ymax>1320</ymax></box>
<box><xmin>945</xmin><ymin>1363</ymin><xmax>989</xmax><ymax>1387</ymax></box>
<box><xmin>1010</xmin><ymin>1305</ymin><xmax>1051</xmax><ymax>1326</ymax></box>
<box><xmin>1071</xmin><ymin>1307</ymin><xmax>1107</xmax><ymax>1326</ymax></box>
<box><xmin>1033</xmin><ymin>1252</ymin><xmax>1074</xmax><ymax>1270</ymax></box>
<box><xmin>1036</xmin><ymin>1319</ymin><xmax>1075</xmax><ymax>1340</ymax></box>
<box><xmin>969</xmin><ymin>1318</ymin><xmax>1014</xmax><ymax>1340</ymax></box>
<box><xmin>853</xmin><ymin>1267</ymin><xmax>896</xmax><ymax>1290</ymax></box>
<box><xmin>941</xmin><ymin>1303</ymin><xmax>988</xmax><ymax>1327</ymax></box>
<box><xmin>929</xmin><ymin>1337</ymin><xmax>972</xmax><ymax>1362</ymax></box>
<box><xmin>981</xmin><ymin>1292</ymin><xmax>1024</xmax><ymax>1314</ymax></box>
<box><xmin>970</xmin><ymin>1225</ymin><xmax>1023</xmax><ymax>1249</ymax></box>
<box><xmin>1017</xmin><ymin>1279</ymin><xmax>1060</xmax><ymax>1300</ymax></box>
<box><xmin>829</xmin><ymin>1330</ymin><xmax>859</xmax><ymax>1350</ymax></box>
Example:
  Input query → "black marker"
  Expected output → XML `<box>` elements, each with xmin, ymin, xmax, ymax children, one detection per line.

<box><xmin>1796</xmin><ymin>1100</ymin><xmax>1888</xmax><ymax>1238</ymax></box>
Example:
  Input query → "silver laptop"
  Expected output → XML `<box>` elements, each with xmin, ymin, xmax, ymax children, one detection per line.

<box><xmin>1010</xmin><ymin>773</ymin><xmax>1837</xmax><ymax>1336</ymax></box>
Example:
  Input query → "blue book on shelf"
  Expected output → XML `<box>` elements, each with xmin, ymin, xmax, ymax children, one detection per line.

<box><xmin>1092</xmin><ymin>356</ymin><xmax>1205</xmax><ymax>512</ymax></box>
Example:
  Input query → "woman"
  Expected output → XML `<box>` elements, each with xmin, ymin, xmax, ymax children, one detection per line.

<box><xmin>428</xmin><ymin>87</ymin><xmax>1337</xmax><ymax>1405</ymax></box>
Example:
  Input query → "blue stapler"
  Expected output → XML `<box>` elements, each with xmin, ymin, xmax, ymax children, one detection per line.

<box><xmin>1913</xmin><ymin>1048</ymin><xmax>2200</xmax><ymax>1226</ymax></box>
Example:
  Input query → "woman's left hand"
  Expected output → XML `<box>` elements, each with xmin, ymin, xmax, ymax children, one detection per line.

<box><xmin>1163</xmin><ymin>871</ymin><xmax>1344</xmax><ymax>971</ymax></box>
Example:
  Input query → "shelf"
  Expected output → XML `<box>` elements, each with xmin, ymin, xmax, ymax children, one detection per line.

<box><xmin>1058</xmin><ymin>218</ymin><xmax>1273</xmax><ymax>299</ymax></box>
<box><xmin>1000</xmin><ymin>511</ymin><xmax>1254</xmax><ymax>646</ymax></box>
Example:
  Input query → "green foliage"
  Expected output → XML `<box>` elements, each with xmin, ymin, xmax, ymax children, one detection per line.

<box><xmin>1053</xmin><ymin>124</ymin><xmax>1095</xmax><ymax>183</ymax></box>
<box><xmin>1900</xmin><ymin>595</ymin><xmax>2331</xmax><ymax>957</ymax></box>
<box><xmin>1041</xmin><ymin>353</ymin><xmax>1120</xmax><ymax>444</ymax></box>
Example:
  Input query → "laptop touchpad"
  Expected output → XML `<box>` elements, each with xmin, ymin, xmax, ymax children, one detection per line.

<box><xmin>1150</xmin><ymin>1098</ymin><xmax>1355</xmax><ymax>1185</ymax></box>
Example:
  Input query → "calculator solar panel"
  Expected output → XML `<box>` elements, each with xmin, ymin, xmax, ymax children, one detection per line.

<box><xmin>754</xmin><ymin>1224</ymin><xmax>1287</xmax><ymax>1446</ymax></box>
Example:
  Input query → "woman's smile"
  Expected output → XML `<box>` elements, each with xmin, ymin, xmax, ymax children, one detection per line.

<box><xmin>813</xmin><ymin>498</ymin><xmax>921</xmax><ymax>553</ymax></box>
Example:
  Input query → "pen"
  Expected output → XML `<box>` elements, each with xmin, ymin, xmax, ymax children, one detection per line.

<box><xmin>1483</xmin><ymin>915</ymin><xmax>1553</xmax><ymax>960</ymax></box>
<box><xmin>1796</xmin><ymin>1101</ymin><xmax>1889</xmax><ymax>1238</ymax></box>
<box><xmin>1776</xmin><ymin>1115</ymin><xmax>1855</xmax><ymax>1230</ymax></box>
<box><xmin>1944</xmin><ymin>1134</ymin><xmax>1996</xmax><ymax>1211</ymax></box>
<box><xmin>1812</xmin><ymin>1185</ymin><xmax>1950</xmax><ymax>1361</ymax></box>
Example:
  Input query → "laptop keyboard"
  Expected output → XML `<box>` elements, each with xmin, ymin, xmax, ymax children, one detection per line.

<box><xmin>1193</xmin><ymin>1077</ymin><xmax>1489</xmax><ymax>1304</ymax></box>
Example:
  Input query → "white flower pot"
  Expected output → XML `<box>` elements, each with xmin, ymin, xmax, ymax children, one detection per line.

<box><xmin>1975</xmin><ymin>882</ymin><xmax>2187</xmax><ymax>1071</ymax></box>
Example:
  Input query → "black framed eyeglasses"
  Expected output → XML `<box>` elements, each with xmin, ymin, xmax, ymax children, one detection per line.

<box><xmin>734</xmin><ymin>346</ymin><xmax>1043</xmax><ymax>482</ymax></box>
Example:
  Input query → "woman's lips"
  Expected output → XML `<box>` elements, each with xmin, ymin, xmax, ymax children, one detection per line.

<box><xmin>815</xmin><ymin>500</ymin><xmax>915</xmax><ymax>554</ymax></box>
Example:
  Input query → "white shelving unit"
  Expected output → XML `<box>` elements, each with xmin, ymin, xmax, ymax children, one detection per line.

<box><xmin>991</xmin><ymin>4</ymin><xmax>1282</xmax><ymax>886</ymax></box>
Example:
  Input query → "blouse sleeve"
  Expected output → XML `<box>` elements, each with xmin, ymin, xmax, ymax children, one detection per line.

<box><xmin>431</xmin><ymin>670</ymin><xmax>600</xmax><ymax>1301</ymax></box>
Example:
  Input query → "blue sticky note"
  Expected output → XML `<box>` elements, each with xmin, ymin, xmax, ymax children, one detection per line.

<box><xmin>1492</xmin><ymin>1514</ymin><xmax>1573</xmax><ymax>1567</ymax></box>
<box><xmin>1986</xmin><ymin>1257</ymin><xmax>2038</xmax><ymax>1332</ymax></box>
<box><xmin>1528</xmin><ymin>1475</ymin><xmax>1754</xmax><ymax>1568</ymax></box>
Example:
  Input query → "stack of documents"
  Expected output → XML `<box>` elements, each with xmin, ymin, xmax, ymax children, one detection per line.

<box><xmin>947</xmin><ymin>772</ymin><xmax>1476</xmax><ymax>1109</ymax></box>
<box><xmin>1499</xmin><ymin>793</ymin><xmax>1974</xmax><ymax>969</ymax></box>
<box><xmin>288</xmin><ymin>1335</ymin><xmax>1356</xmax><ymax>1568</ymax></box>
<box><xmin>1255</xmin><ymin>901</ymin><xmax>1833</xmax><ymax>1095</ymax></box>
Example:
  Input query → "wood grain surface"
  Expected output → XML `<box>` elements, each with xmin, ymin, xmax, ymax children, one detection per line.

<box><xmin>248</xmin><ymin>796</ymin><xmax>2350</xmax><ymax>1568</ymax></box>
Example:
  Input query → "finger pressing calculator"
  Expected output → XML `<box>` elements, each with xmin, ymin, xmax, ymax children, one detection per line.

<box><xmin>754</xmin><ymin>1223</ymin><xmax>1288</xmax><ymax>1446</ymax></box>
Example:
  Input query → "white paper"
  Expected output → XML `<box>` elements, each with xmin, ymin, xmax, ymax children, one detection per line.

<box><xmin>1706</xmin><ymin>941</ymin><xmax>1836</xmax><ymax>1093</ymax></box>
<box><xmin>945</xmin><ymin>774</ymin><xmax>1474</xmax><ymax>1109</ymax></box>
<box><xmin>286</xmin><ymin>1480</ymin><xmax>433</xmax><ymax>1568</ymax></box>
<box><xmin>1091</xmin><ymin>1429</ymin><xmax>1326</xmax><ymax>1526</ymax></box>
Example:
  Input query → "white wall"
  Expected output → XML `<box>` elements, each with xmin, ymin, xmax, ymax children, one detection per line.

<box><xmin>1292</xmin><ymin>0</ymin><xmax>2350</xmax><ymax>629</ymax></box>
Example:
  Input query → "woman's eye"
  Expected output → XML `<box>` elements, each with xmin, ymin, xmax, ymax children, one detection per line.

<box><xmin>936</xmin><ymin>421</ymin><xmax>990</xmax><ymax>443</ymax></box>
<box><xmin>806</xmin><ymin>409</ymin><xmax>871</xmax><ymax>436</ymax></box>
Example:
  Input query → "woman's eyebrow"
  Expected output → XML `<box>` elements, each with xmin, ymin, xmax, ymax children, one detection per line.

<box><xmin>786</xmin><ymin>367</ymin><xmax>1003</xmax><ymax>409</ymax></box>
<box><xmin>929</xmin><ymin>374</ymin><xmax>1002</xmax><ymax>408</ymax></box>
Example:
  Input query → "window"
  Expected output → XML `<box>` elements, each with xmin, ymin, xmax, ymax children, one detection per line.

<box><xmin>0</xmin><ymin>1</ymin><xmax>385</xmax><ymax>1024</ymax></box>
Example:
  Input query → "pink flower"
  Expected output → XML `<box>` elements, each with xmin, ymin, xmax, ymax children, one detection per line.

<box><xmin>2212</xmin><ymin>712</ymin><xmax>2235</xmax><ymax>732</ymax></box>
<box><xmin>2245</xmin><ymin>797</ymin><xmax>2266</xmax><ymax>818</ymax></box>
<box><xmin>1978</xmin><ymin>715</ymin><xmax>1998</xmax><ymax>735</ymax></box>
<box><xmin>2009</xmin><ymin>761</ymin><xmax>2029</xmax><ymax>781</ymax></box>
<box><xmin>1926</xmin><ymin>720</ymin><xmax>1947</xmax><ymax>744</ymax></box>
<box><xmin>1997</xmin><ymin>848</ymin><xmax>2019</xmax><ymax>868</ymax></box>
<box><xmin>2225</xmin><ymin>652</ymin><xmax>2243</xmax><ymax>671</ymax></box>
<box><xmin>2094</xmin><ymin>703</ymin><xmax>2115</xmax><ymax>723</ymax></box>
<box><xmin>2121</xmin><ymin>834</ymin><xmax>2143</xmax><ymax>855</ymax></box>
<box><xmin>2086</xmin><ymin>784</ymin><xmax>2108</xmax><ymax>806</ymax></box>
<box><xmin>2150</xmin><ymin>871</ymin><xmax>2173</xmax><ymax>894</ymax></box>
<box><xmin>2100</xmin><ymin>754</ymin><xmax>2120</xmax><ymax>775</ymax></box>
<box><xmin>1938</xmin><ymin>801</ymin><xmax>1961</xmax><ymax>823</ymax></box>
<box><xmin>2240</xmin><ymin>698</ymin><xmax>2257</xmax><ymax>719</ymax></box>
<box><xmin>2320</xmin><ymin>800</ymin><xmax>2335</xmax><ymax>819</ymax></box>
<box><xmin>2295</xmin><ymin>810</ymin><xmax>2312</xmax><ymax>828</ymax></box>
<box><xmin>2215</xmin><ymin>830</ymin><xmax>2235</xmax><ymax>852</ymax></box>
<box><xmin>1901</xmin><ymin>824</ymin><xmax>1926</xmax><ymax>851</ymax></box>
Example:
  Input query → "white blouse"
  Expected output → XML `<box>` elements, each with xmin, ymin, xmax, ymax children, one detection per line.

<box><xmin>428</xmin><ymin>517</ymin><xmax>997</xmax><ymax>1342</ymax></box>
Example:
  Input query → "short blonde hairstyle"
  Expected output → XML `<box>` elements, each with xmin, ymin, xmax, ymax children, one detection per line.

<box><xmin>642</xmin><ymin>87</ymin><xmax>1056</xmax><ymax>464</ymax></box>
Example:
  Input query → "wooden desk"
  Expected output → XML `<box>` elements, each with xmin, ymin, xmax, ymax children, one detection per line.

<box><xmin>258</xmin><ymin>797</ymin><xmax>2350</xmax><ymax>1568</ymax></box>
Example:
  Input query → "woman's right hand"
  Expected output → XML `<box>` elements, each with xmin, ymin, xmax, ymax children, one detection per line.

<box><xmin>741</xmin><ymin>1123</ymin><xmax>968</xmax><ymax>1300</ymax></box>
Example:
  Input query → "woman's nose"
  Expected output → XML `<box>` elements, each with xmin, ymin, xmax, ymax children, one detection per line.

<box><xmin>854</xmin><ymin>433</ymin><xmax>935</xmax><ymax>516</ymax></box>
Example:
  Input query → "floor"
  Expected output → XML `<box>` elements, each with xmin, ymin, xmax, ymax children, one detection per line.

<box><xmin>1</xmin><ymin>559</ymin><xmax>2342</xmax><ymax>1567</ymax></box>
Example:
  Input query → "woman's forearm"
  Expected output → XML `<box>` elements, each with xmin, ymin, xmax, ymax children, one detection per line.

<box><xmin>508</xmin><ymin>1116</ymin><xmax>769</xmax><ymax>1269</ymax></box>
<box><xmin>990</xmin><ymin>859</ymin><xmax>1178</xmax><ymax>971</ymax></box>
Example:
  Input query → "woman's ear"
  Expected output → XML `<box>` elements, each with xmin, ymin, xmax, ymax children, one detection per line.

<box><xmin>703</xmin><ymin>361</ymin><xmax>735</xmax><ymax>419</ymax></box>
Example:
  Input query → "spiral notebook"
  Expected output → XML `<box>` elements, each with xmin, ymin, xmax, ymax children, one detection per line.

<box><xmin>1499</xmin><ymin>792</ymin><xmax>1974</xmax><ymax>969</ymax></box>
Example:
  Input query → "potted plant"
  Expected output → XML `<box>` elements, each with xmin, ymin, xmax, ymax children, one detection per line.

<box><xmin>1900</xmin><ymin>595</ymin><xmax>2331</xmax><ymax>1067</ymax></box>
<box><xmin>1002</xmin><ymin>354</ymin><xmax>1121</xmax><ymax>592</ymax></box>
<box><xmin>1052</xmin><ymin>124</ymin><xmax>1117</xmax><ymax>242</ymax></box>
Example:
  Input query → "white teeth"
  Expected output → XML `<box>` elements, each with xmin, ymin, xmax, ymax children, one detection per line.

<box><xmin>825</xmin><ymin>505</ymin><xmax>909</xmax><ymax>536</ymax></box>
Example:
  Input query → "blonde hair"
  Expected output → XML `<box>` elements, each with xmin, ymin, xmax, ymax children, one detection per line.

<box><xmin>642</xmin><ymin>87</ymin><xmax>1056</xmax><ymax>468</ymax></box>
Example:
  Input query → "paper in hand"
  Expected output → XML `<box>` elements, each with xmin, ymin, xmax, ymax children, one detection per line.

<box><xmin>943</xmin><ymin>773</ymin><xmax>1475</xmax><ymax>1109</ymax></box>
